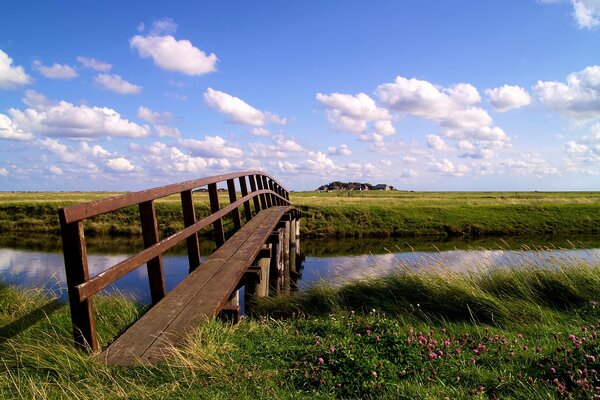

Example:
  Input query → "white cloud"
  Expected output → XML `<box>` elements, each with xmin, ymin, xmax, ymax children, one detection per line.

<box><xmin>49</xmin><ymin>165</ymin><xmax>63</xmax><ymax>175</ymax></box>
<box><xmin>106</xmin><ymin>157</ymin><xmax>136</xmax><ymax>172</ymax></box>
<box><xmin>9</xmin><ymin>90</ymin><xmax>150</xmax><ymax>139</ymax></box>
<box><xmin>300</xmin><ymin>151</ymin><xmax>343</xmax><ymax>175</ymax></box>
<box><xmin>486</xmin><ymin>85</ymin><xmax>532</xmax><ymax>112</ymax></box>
<box><xmin>155</xmin><ymin>125</ymin><xmax>181</xmax><ymax>138</ymax></box>
<box><xmin>0</xmin><ymin>168</ymin><xmax>8</xmax><ymax>176</ymax></box>
<box><xmin>272</xmin><ymin>134</ymin><xmax>303</xmax><ymax>152</ymax></box>
<box><xmin>502</xmin><ymin>154</ymin><xmax>560</xmax><ymax>176</ymax></box>
<box><xmin>572</xmin><ymin>0</ymin><xmax>600</xmax><ymax>28</ymax></box>
<box><xmin>380</xmin><ymin>159</ymin><xmax>392</xmax><ymax>167</ymax></box>
<box><xmin>249</xmin><ymin>127</ymin><xmax>271</xmax><ymax>137</ymax></box>
<box><xmin>130</xmin><ymin>35</ymin><xmax>217</xmax><ymax>75</ymax></box>
<box><xmin>328</xmin><ymin>144</ymin><xmax>352</xmax><ymax>156</ymax></box>
<box><xmin>316</xmin><ymin>92</ymin><xmax>394</xmax><ymax>136</ymax></box>
<box><xmin>95</xmin><ymin>74</ymin><xmax>142</xmax><ymax>94</ymax></box>
<box><xmin>32</xmin><ymin>60</ymin><xmax>78</xmax><ymax>79</ymax></box>
<box><xmin>179</xmin><ymin>136</ymin><xmax>243</xmax><ymax>158</ymax></box>
<box><xmin>0</xmin><ymin>49</ymin><xmax>32</xmax><ymax>89</ymax></box>
<box><xmin>429</xmin><ymin>158</ymin><xmax>469</xmax><ymax>176</ymax></box>
<box><xmin>0</xmin><ymin>113</ymin><xmax>33</xmax><ymax>141</ymax></box>
<box><xmin>137</xmin><ymin>106</ymin><xmax>172</xmax><ymax>124</ymax></box>
<box><xmin>150</xmin><ymin>18</ymin><xmax>178</xmax><ymax>35</ymax></box>
<box><xmin>535</xmin><ymin>65</ymin><xmax>600</xmax><ymax>123</ymax></box>
<box><xmin>402</xmin><ymin>155</ymin><xmax>417</xmax><ymax>163</ymax></box>
<box><xmin>249</xmin><ymin>142</ymin><xmax>287</xmax><ymax>159</ymax></box>
<box><xmin>564</xmin><ymin>140</ymin><xmax>589</xmax><ymax>154</ymax></box>
<box><xmin>426</xmin><ymin>134</ymin><xmax>449</xmax><ymax>151</ymax></box>
<box><xmin>204</xmin><ymin>88</ymin><xmax>285</xmax><ymax>126</ymax></box>
<box><xmin>77</xmin><ymin>56</ymin><xmax>112</xmax><ymax>71</ymax></box>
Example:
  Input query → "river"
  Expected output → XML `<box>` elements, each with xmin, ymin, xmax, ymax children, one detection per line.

<box><xmin>1</xmin><ymin>233</ymin><xmax>599</xmax><ymax>304</ymax></box>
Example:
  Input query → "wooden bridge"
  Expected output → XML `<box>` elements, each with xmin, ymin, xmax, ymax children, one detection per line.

<box><xmin>58</xmin><ymin>171</ymin><xmax>302</xmax><ymax>365</ymax></box>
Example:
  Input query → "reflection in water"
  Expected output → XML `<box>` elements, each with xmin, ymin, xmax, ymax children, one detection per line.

<box><xmin>1</xmin><ymin>232</ymin><xmax>599</xmax><ymax>303</ymax></box>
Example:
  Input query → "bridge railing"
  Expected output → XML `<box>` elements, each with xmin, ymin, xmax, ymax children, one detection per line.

<box><xmin>58</xmin><ymin>170</ymin><xmax>290</xmax><ymax>352</ymax></box>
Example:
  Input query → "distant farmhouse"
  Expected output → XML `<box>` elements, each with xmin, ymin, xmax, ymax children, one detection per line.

<box><xmin>316</xmin><ymin>181</ymin><xmax>394</xmax><ymax>192</ymax></box>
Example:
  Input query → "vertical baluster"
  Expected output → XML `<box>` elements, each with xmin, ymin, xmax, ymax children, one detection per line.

<box><xmin>181</xmin><ymin>190</ymin><xmax>201</xmax><ymax>273</ymax></box>
<box><xmin>239</xmin><ymin>176</ymin><xmax>252</xmax><ymax>221</ymax></box>
<box><xmin>59</xmin><ymin>212</ymin><xmax>99</xmax><ymax>352</ymax></box>
<box><xmin>249</xmin><ymin>174</ymin><xmax>261</xmax><ymax>213</ymax></box>
<box><xmin>208</xmin><ymin>183</ymin><xmax>226</xmax><ymax>247</ymax></box>
<box><xmin>227</xmin><ymin>178</ymin><xmax>242</xmax><ymax>231</ymax></box>
<box><xmin>262</xmin><ymin>176</ymin><xmax>273</xmax><ymax>208</ymax></box>
<box><xmin>256</xmin><ymin>175</ymin><xmax>268</xmax><ymax>209</ymax></box>
<box><xmin>139</xmin><ymin>200</ymin><xmax>167</xmax><ymax>305</ymax></box>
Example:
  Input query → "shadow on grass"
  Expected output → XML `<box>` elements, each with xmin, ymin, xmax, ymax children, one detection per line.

<box><xmin>0</xmin><ymin>299</ymin><xmax>65</xmax><ymax>345</ymax></box>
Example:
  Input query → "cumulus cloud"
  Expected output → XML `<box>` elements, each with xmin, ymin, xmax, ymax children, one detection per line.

<box><xmin>328</xmin><ymin>144</ymin><xmax>352</xmax><ymax>156</ymax></box>
<box><xmin>272</xmin><ymin>134</ymin><xmax>303</xmax><ymax>152</ymax></box>
<box><xmin>502</xmin><ymin>154</ymin><xmax>560</xmax><ymax>176</ymax></box>
<box><xmin>155</xmin><ymin>125</ymin><xmax>181</xmax><ymax>137</ymax></box>
<box><xmin>535</xmin><ymin>65</ymin><xmax>600</xmax><ymax>123</ymax></box>
<box><xmin>486</xmin><ymin>85</ymin><xmax>532</xmax><ymax>112</ymax></box>
<box><xmin>572</xmin><ymin>0</ymin><xmax>600</xmax><ymax>28</ymax></box>
<box><xmin>179</xmin><ymin>135</ymin><xmax>243</xmax><ymax>158</ymax></box>
<box><xmin>77</xmin><ymin>56</ymin><xmax>112</xmax><ymax>71</ymax></box>
<box><xmin>300</xmin><ymin>151</ymin><xmax>343</xmax><ymax>175</ymax></box>
<box><xmin>95</xmin><ymin>74</ymin><xmax>142</xmax><ymax>94</ymax></box>
<box><xmin>8</xmin><ymin>90</ymin><xmax>150</xmax><ymax>139</ymax></box>
<box><xmin>106</xmin><ymin>157</ymin><xmax>136</xmax><ymax>172</ymax></box>
<box><xmin>249</xmin><ymin>142</ymin><xmax>287</xmax><ymax>159</ymax></box>
<box><xmin>316</xmin><ymin>92</ymin><xmax>394</xmax><ymax>137</ymax></box>
<box><xmin>137</xmin><ymin>106</ymin><xmax>172</xmax><ymax>124</ymax></box>
<box><xmin>130</xmin><ymin>35</ymin><xmax>217</xmax><ymax>75</ymax></box>
<box><xmin>49</xmin><ymin>165</ymin><xmax>63</xmax><ymax>175</ymax></box>
<box><xmin>249</xmin><ymin>127</ymin><xmax>271</xmax><ymax>137</ymax></box>
<box><xmin>0</xmin><ymin>113</ymin><xmax>33</xmax><ymax>141</ymax></box>
<box><xmin>204</xmin><ymin>88</ymin><xmax>285</xmax><ymax>126</ymax></box>
<box><xmin>426</xmin><ymin>134</ymin><xmax>450</xmax><ymax>151</ymax></box>
<box><xmin>0</xmin><ymin>168</ymin><xmax>8</xmax><ymax>176</ymax></box>
<box><xmin>0</xmin><ymin>49</ymin><xmax>32</xmax><ymax>89</ymax></box>
<box><xmin>402</xmin><ymin>155</ymin><xmax>417</xmax><ymax>163</ymax></box>
<box><xmin>429</xmin><ymin>158</ymin><xmax>469</xmax><ymax>176</ymax></box>
<box><xmin>32</xmin><ymin>60</ymin><xmax>78</xmax><ymax>79</ymax></box>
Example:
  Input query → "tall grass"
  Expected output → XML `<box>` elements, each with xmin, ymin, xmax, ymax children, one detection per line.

<box><xmin>1</xmin><ymin>254</ymin><xmax>599</xmax><ymax>399</ymax></box>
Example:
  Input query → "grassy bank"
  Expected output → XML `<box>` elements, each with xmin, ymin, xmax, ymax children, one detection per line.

<box><xmin>1</xmin><ymin>263</ymin><xmax>599</xmax><ymax>399</ymax></box>
<box><xmin>1</xmin><ymin>191</ymin><xmax>600</xmax><ymax>239</ymax></box>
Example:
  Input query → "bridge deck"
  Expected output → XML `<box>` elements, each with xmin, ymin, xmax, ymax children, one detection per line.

<box><xmin>98</xmin><ymin>206</ymin><xmax>293</xmax><ymax>365</ymax></box>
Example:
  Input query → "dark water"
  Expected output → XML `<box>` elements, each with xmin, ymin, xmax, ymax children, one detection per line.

<box><xmin>1</xmin><ymin>233</ymin><xmax>599</xmax><ymax>303</ymax></box>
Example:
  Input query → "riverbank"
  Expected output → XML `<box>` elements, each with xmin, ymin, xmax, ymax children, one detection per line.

<box><xmin>1</xmin><ymin>264</ymin><xmax>599</xmax><ymax>399</ymax></box>
<box><xmin>1</xmin><ymin>191</ymin><xmax>600</xmax><ymax>239</ymax></box>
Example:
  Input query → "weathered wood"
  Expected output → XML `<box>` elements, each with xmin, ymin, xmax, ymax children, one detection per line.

<box><xmin>208</xmin><ymin>183</ymin><xmax>225</xmax><ymax>247</ymax></box>
<box><xmin>255</xmin><ymin>174</ymin><xmax>268</xmax><ymax>210</ymax></box>
<box><xmin>139</xmin><ymin>200</ymin><xmax>166</xmax><ymax>304</ymax></box>
<box><xmin>248</xmin><ymin>174</ymin><xmax>261</xmax><ymax>214</ymax></box>
<box><xmin>98</xmin><ymin>207</ymin><xmax>293</xmax><ymax>365</ymax></box>
<box><xmin>181</xmin><ymin>190</ymin><xmax>201</xmax><ymax>273</ymax></box>
<box><xmin>227</xmin><ymin>179</ymin><xmax>242</xmax><ymax>231</ymax></box>
<box><xmin>60</xmin><ymin>170</ymin><xmax>289</xmax><ymax>224</ymax></box>
<box><xmin>59</xmin><ymin>213</ymin><xmax>99</xmax><ymax>352</ymax></box>
<box><xmin>238</xmin><ymin>176</ymin><xmax>252</xmax><ymax>221</ymax></box>
<box><xmin>262</xmin><ymin>176</ymin><xmax>273</xmax><ymax>208</ymax></box>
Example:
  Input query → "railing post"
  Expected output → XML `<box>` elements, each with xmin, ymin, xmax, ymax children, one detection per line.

<box><xmin>238</xmin><ymin>176</ymin><xmax>252</xmax><ymax>221</ymax></box>
<box><xmin>59</xmin><ymin>212</ymin><xmax>99</xmax><ymax>352</ymax></box>
<box><xmin>139</xmin><ymin>200</ymin><xmax>167</xmax><ymax>305</ymax></box>
<box><xmin>273</xmin><ymin>183</ymin><xmax>280</xmax><ymax>205</ymax></box>
<box><xmin>208</xmin><ymin>183</ymin><xmax>226</xmax><ymax>247</ymax></box>
<box><xmin>256</xmin><ymin>175</ymin><xmax>268</xmax><ymax>209</ymax></box>
<box><xmin>181</xmin><ymin>190</ymin><xmax>201</xmax><ymax>273</ymax></box>
<box><xmin>267</xmin><ymin>178</ymin><xmax>276</xmax><ymax>206</ymax></box>
<box><xmin>227</xmin><ymin>178</ymin><xmax>242</xmax><ymax>231</ymax></box>
<box><xmin>248</xmin><ymin>174</ymin><xmax>261</xmax><ymax>214</ymax></box>
<box><xmin>262</xmin><ymin>176</ymin><xmax>273</xmax><ymax>208</ymax></box>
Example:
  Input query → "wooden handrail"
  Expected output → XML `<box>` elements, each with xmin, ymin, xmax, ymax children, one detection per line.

<box><xmin>59</xmin><ymin>170</ymin><xmax>288</xmax><ymax>224</ymax></box>
<box><xmin>58</xmin><ymin>171</ymin><xmax>291</xmax><ymax>352</ymax></box>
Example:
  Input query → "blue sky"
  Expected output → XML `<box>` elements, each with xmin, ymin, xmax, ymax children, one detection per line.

<box><xmin>1</xmin><ymin>0</ymin><xmax>600</xmax><ymax>191</ymax></box>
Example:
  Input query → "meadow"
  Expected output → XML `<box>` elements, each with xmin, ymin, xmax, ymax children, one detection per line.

<box><xmin>0</xmin><ymin>263</ymin><xmax>599</xmax><ymax>399</ymax></box>
<box><xmin>1</xmin><ymin>191</ymin><xmax>600</xmax><ymax>239</ymax></box>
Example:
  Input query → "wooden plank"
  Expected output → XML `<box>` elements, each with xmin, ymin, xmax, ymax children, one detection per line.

<box><xmin>181</xmin><ymin>190</ymin><xmax>201</xmax><ymax>273</ymax></box>
<box><xmin>208</xmin><ymin>183</ymin><xmax>225</xmax><ymax>247</ymax></box>
<box><xmin>227</xmin><ymin>178</ymin><xmax>242</xmax><ymax>231</ymax></box>
<box><xmin>99</xmin><ymin>207</ymin><xmax>292</xmax><ymax>365</ymax></box>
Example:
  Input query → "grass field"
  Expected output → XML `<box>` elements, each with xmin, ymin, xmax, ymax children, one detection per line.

<box><xmin>1</xmin><ymin>191</ymin><xmax>600</xmax><ymax>239</ymax></box>
<box><xmin>1</xmin><ymin>262</ymin><xmax>599</xmax><ymax>399</ymax></box>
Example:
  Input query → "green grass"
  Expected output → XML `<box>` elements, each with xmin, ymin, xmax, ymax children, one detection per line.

<box><xmin>1</xmin><ymin>261</ymin><xmax>599</xmax><ymax>399</ymax></box>
<box><xmin>2</xmin><ymin>191</ymin><xmax>599</xmax><ymax>239</ymax></box>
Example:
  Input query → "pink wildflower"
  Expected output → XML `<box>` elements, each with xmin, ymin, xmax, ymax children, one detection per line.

<box><xmin>318</xmin><ymin>357</ymin><xmax>324</xmax><ymax>364</ymax></box>
<box><xmin>428</xmin><ymin>352</ymin><xmax>437</xmax><ymax>359</ymax></box>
